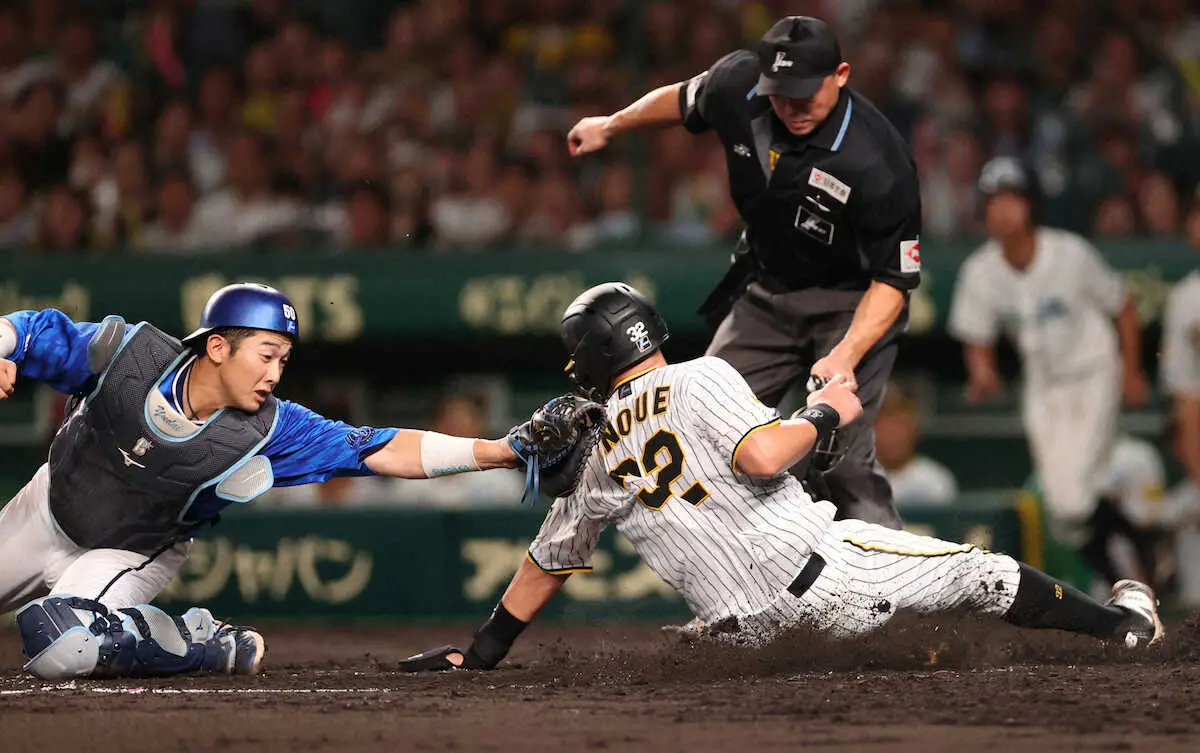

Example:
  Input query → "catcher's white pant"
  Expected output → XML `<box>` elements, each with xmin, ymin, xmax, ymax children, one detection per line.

<box><xmin>1024</xmin><ymin>362</ymin><xmax>1120</xmax><ymax>537</ymax></box>
<box><xmin>0</xmin><ymin>464</ymin><xmax>189</xmax><ymax>613</ymax></box>
<box><xmin>748</xmin><ymin>519</ymin><xmax>1022</xmax><ymax>639</ymax></box>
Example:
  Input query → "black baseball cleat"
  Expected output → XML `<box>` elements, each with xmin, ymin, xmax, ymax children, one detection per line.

<box><xmin>1106</xmin><ymin>580</ymin><xmax>1165</xmax><ymax>647</ymax></box>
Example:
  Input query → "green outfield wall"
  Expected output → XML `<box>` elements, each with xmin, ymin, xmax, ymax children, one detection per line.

<box><xmin>2</xmin><ymin>239</ymin><xmax>1192</xmax><ymax>342</ymax></box>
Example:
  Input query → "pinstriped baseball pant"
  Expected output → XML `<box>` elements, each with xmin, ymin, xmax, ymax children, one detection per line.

<box><xmin>750</xmin><ymin>519</ymin><xmax>1022</xmax><ymax>639</ymax></box>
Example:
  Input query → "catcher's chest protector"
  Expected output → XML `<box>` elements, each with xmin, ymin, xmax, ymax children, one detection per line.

<box><xmin>47</xmin><ymin>324</ymin><xmax>278</xmax><ymax>555</ymax></box>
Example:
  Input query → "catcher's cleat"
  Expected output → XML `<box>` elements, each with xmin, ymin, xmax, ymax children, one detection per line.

<box><xmin>207</xmin><ymin>626</ymin><xmax>267</xmax><ymax>675</ymax></box>
<box><xmin>1107</xmin><ymin>580</ymin><xmax>1164</xmax><ymax>647</ymax></box>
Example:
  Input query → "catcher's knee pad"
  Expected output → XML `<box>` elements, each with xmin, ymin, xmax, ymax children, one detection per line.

<box><xmin>17</xmin><ymin>597</ymin><xmax>235</xmax><ymax>680</ymax></box>
<box><xmin>16</xmin><ymin>595</ymin><xmax>122</xmax><ymax>680</ymax></box>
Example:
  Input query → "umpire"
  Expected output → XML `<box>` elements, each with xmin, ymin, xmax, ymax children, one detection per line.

<box><xmin>567</xmin><ymin>16</ymin><xmax>920</xmax><ymax>528</ymax></box>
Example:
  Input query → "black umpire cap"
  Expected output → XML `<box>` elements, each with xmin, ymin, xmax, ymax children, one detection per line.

<box><xmin>756</xmin><ymin>16</ymin><xmax>843</xmax><ymax>99</ymax></box>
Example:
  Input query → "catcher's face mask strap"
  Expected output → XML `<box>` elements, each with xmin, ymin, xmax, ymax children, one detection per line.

<box><xmin>811</xmin><ymin>430</ymin><xmax>846</xmax><ymax>473</ymax></box>
<box><xmin>563</xmin><ymin>356</ymin><xmax>600</xmax><ymax>402</ymax></box>
<box><xmin>573</xmin><ymin>335</ymin><xmax>608</xmax><ymax>400</ymax></box>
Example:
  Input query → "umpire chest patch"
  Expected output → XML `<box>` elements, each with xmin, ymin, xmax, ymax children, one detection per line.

<box><xmin>808</xmin><ymin>168</ymin><xmax>851</xmax><ymax>203</ymax></box>
<box><xmin>795</xmin><ymin>205</ymin><xmax>835</xmax><ymax>245</ymax></box>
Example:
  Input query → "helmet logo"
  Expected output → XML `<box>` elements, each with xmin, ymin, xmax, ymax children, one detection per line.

<box><xmin>627</xmin><ymin>321</ymin><xmax>652</xmax><ymax>353</ymax></box>
<box><xmin>282</xmin><ymin>303</ymin><xmax>298</xmax><ymax>334</ymax></box>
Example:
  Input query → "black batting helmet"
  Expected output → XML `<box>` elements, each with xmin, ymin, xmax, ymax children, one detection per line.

<box><xmin>561</xmin><ymin>283</ymin><xmax>669</xmax><ymax>402</ymax></box>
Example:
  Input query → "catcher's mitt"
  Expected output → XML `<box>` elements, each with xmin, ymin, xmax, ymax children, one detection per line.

<box><xmin>507</xmin><ymin>394</ymin><xmax>606</xmax><ymax>502</ymax></box>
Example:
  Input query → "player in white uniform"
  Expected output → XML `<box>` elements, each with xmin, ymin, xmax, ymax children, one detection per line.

<box><xmin>1086</xmin><ymin>434</ymin><xmax>1169</xmax><ymax>594</ymax></box>
<box><xmin>1161</xmin><ymin>195</ymin><xmax>1200</xmax><ymax>605</ymax></box>
<box><xmin>399</xmin><ymin>284</ymin><xmax>1163</xmax><ymax>672</ymax></box>
<box><xmin>1161</xmin><ymin>195</ymin><xmax>1200</xmax><ymax>497</ymax></box>
<box><xmin>948</xmin><ymin>157</ymin><xmax>1149</xmax><ymax>546</ymax></box>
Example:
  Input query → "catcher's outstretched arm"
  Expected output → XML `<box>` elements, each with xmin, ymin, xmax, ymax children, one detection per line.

<box><xmin>364</xmin><ymin>429</ymin><xmax>519</xmax><ymax>478</ymax></box>
<box><xmin>399</xmin><ymin>557</ymin><xmax>568</xmax><ymax>672</ymax></box>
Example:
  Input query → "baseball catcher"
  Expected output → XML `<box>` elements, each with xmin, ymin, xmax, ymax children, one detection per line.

<box><xmin>0</xmin><ymin>283</ymin><xmax>565</xmax><ymax>680</ymax></box>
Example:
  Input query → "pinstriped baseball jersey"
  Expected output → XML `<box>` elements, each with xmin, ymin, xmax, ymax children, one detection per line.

<box><xmin>527</xmin><ymin>356</ymin><xmax>837</xmax><ymax>622</ymax></box>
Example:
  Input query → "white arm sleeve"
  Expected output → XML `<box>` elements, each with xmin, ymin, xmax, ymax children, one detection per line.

<box><xmin>947</xmin><ymin>254</ymin><xmax>999</xmax><ymax>345</ymax></box>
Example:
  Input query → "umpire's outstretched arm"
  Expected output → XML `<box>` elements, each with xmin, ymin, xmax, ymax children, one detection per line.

<box><xmin>567</xmin><ymin>83</ymin><xmax>683</xmax><ymax>157</ymax></box>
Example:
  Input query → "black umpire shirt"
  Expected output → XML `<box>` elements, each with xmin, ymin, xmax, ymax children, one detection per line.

<box><xmin>679</xmin><ymin>50</ymin><xmax>922</xmax><ymax>294</ymax></box>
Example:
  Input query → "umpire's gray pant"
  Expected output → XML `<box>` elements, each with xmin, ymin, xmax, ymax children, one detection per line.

<box><xmin>705</xmin><ymin>282</ymin><xmax>904</xmax><ymax>529</ymax></box>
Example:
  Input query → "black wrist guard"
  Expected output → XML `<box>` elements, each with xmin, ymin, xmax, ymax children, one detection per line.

<box><xmin>462</xmin><ymin>602</ymin><xmax>528</xmax><ymax>670</ymax></box>
<box><xmin>795</xmin><ymin>403</ymin><xmax>840</xmax><ymax>442</ymax></box>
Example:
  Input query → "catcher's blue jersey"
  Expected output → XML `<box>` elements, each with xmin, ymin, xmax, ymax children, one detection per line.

<box><xmin>2</xmin><ymin>308</ymin><xmax>397</xmax><ymax>488</ymax></box>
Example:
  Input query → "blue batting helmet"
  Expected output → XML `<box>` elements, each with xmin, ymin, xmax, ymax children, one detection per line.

<box><xmin>182</xmin><ymin>283</ymin><xmax>299</xmax><ymax>343</ymax></box>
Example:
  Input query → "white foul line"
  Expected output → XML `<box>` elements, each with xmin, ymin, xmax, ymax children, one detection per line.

<box><xmin>1</xmin><ymin>685</ymin><xmax>397</xmax><ymax>696</ymax></box>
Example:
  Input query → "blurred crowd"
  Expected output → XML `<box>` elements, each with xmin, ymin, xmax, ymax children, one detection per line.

<box><xmin>1</xmin><ymin>0</ymin><xmax>1200</xmax><ymax>254</ymax></box>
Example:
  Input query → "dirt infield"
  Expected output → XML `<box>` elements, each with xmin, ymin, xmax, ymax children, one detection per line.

<box><xmin>2</xmin><ymin>615</ymin><xmax>1199</xmax><ymax>752</ymax></box>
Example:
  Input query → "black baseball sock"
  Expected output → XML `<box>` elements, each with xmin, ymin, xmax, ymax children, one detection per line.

<box><xmin>1003</xmin><ymin>563</ymin><xmax>1131</xmax><ymax>638</ymax></box>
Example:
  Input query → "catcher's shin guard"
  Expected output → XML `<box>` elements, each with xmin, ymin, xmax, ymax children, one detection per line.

<box><xmin>16</xmin><ymin>596</ymin><xmax>263</xmax><ymax>680</ymax></box>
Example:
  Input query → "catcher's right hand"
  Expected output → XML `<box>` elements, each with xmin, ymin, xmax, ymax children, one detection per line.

<box><xmin>507</xmin><ymin>394</ymin><xmax>606</xmax><ymax>502</ymax></box>
<box><xmin>0</xmin><ymin>359</ymin><xmax>16</xmax><ymax>400</ymax></box>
